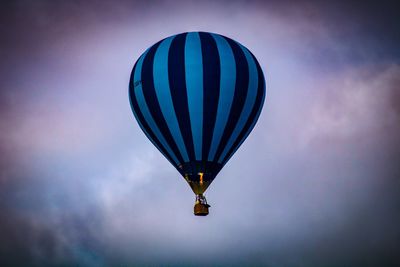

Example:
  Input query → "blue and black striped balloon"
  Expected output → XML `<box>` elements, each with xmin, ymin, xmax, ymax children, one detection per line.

<box><xmin>129</xmin><ymin>31</ymin><xmax>265</xmax><ymax>195</ymax></box>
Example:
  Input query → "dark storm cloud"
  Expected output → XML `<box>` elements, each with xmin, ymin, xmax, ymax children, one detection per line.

<box><xmin>1</xmin><ymin>0</ymin><xmax>400</xmax><ymax>266</ymax></box>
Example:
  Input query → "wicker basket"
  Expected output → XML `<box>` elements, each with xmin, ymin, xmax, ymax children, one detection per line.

<box><xmin>194</xmin><ymin>202</ymin><xmax>209</xmax><ymax>216</ymax></box>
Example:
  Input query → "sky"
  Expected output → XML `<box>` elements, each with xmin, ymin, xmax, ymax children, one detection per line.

<box><xmin>1</xmin><ymin>0</ymin><xmax>400</xmax><ymax>266</ymax></box>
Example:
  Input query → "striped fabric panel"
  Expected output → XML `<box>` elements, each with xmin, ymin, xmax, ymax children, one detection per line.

<box><xmin>212</xmin><ymin>36</ymin><xmax>249</xmax><ymax>162</ymax></box>
<box><xmin>185</xmin><ymin>32</ymin><xmax>204</xmax><ymax>160</ymax></box>
<box><xmin>199</xmin><ymin>32</ymin><xmax>220</xmax><ymax>162</ymax></box>
<box><xmin>217</xmin><ymin>43</ymin><xmax>259</xmax><ymax>163</ymax></box>
<box><xmin>168</xmin><ymin>33</ymin><xmax>196</xmax><ymax>162</ymax></box>
<box><xmin>207</xmin><ymin>33</ymin><xmax>235</xmax><ymax>161</ymax></box>
<box><xmin>129</xmin><ymin>49</ymin><xmax>180</xmax><ymax>165</ymax></box>
<box><xmin>220</xmin><ymin>53</ymin><xmax>266</xmax><ymax>165</ymax></box>
<box><xmin>153</xmin><ymin>36</ymin><xmax>189</xmax><ymax>162</ymax></box>
<box><xmin>141</xmin><ymin>40</ymin><xmax>185</xmax><ymax>164</ymax></box>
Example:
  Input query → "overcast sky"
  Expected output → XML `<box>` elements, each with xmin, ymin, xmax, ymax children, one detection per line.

<box><xmin>1</xmin><ymin>0</ymin><xmax>400</xmax><ymax>266</ymax></box>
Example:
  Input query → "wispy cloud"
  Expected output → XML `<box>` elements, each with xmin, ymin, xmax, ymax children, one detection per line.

<box><xmin>1</xmin><ymin>0</ymin><xmax>399</xmax><ymax>266</ymax></box>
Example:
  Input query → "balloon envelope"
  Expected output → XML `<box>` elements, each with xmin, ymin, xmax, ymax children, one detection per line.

<box><xmin>129</xmin><ymin>31</ymin><xmax>265</xmax><ymax>196</ymax></box>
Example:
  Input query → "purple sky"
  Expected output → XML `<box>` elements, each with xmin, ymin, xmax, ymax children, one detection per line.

<box><xmin>1</xmin><ymin>1</ymin><xmax>400</xmax><ymax>266</ymax></box>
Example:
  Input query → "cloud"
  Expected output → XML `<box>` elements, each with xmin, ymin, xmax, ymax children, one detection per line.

<box><xmin>1</xmin><ymin>0</ymin><xmax>400</xmax><ymax>266</ymax></box>
<box><xmin>300</xmin><ymin>64</ymin><xmax>400</xmax><ymax>147</ymax></box>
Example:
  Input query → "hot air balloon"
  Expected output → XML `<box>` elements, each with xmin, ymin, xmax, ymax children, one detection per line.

<box><xmin>129</xmin><ymin>32</ymin><xmax>265</xmax><ymax>216</ymax></box>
